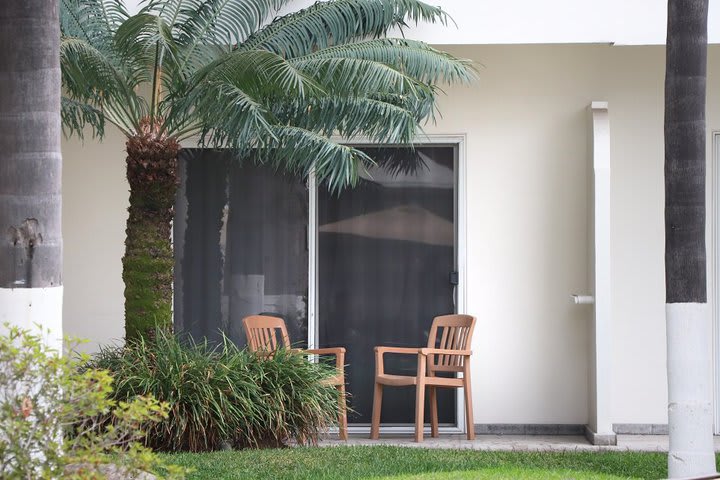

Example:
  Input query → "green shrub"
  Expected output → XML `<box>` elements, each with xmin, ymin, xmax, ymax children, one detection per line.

<box><xmin>87</xmin><ymin>331</ymin><xmax>341</xmax><ymax>452</ymax></box>
<box><xmin>0</xmin><ymin>324</ymin><xmax>185</xmax><ymax>479</ymax></box>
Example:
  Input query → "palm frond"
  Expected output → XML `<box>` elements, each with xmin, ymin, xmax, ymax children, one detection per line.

<box><xmin>61</xmin><ymin>37</ymin><xmax>147</xmax><ymax>136</ymax></box>
<box><xmin>140</xmin><ymin>0</ymin><xmax>292</xmax><ymax>77</ymax></box>
<box><xmin>301</xmin><ymin>38</ymin><xmax>476</xmax><ymax>85</ymax></box>
<box><xmin>291</xmin><ymin>56</ymin><xmax>425</xmax><ymax>97</ymax></box>
<box><xmin>241</xmin><ymin>0</ymin><xmax>449</xmax><ymax>58</ymax></box>
<box><xmin>165</xmin><ymin>49</ymin><xmax>320</xmax><ymax>136</ymax></box>
<box><xmin>255</xmin><ymin>126</ymin><xmax>374</xmax><ymax>191</ymax></box>
<box><xmin>276</xmin><ymin>96</ymin><xmax>418</xmax><ymax>144</ymax></box>
<box><xmin>188</xmin><ymin>82</ymin><xmax>276</xmax><ymax>149</ymax></box>
<box><xmin>60</xmin><ymin>0</ymin><xmax>129</xmax><ymax>46</ymax></box>
<box><xmin>115</xmin><ymin>13</ymin><xmax>180</xmax><ymax>76</ymax></box>
<box><xmin>61</xmin><ymin>97</ymin><xmax>105</xmax><ymax>140</ymax></box>
<box><xmin>208</xmin><ymin>49</ymin><xmax>321</xmax><ymax>96</ymax></box>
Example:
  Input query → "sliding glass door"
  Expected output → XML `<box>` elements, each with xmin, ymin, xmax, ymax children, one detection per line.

<box><xmin>317</xmin><ymin>145</ymin><xmax>458</xmax><ymax>425</ymax></box>
<box><xmin>175</xmin><ymin>143</ymin><xmax>460</xmax><ymax>427</ymax></box>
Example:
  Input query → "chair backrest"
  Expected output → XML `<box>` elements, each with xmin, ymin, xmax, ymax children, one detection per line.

<box><xmin>242</xmin><ymin>315</ymin><xmax>291</xmax><ymax>354</ymax></box>
<box><xmin>427</xmin><ymin>314</ymin><xmax>476</xmax><ymax>373</ymax></box>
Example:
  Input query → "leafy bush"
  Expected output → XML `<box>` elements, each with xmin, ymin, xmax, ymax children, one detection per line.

<box><xmin>0</xmin><ymin>324</ymin><xmax>185</xmax><ymax>479</ymax></box>
<box><xmin>87</xmin><ymin>331</ymin><xmax>341</xmax><ymax>452</ymax></box>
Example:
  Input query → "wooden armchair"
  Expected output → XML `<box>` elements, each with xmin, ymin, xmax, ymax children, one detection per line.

<box><xmin>242</xmin><ymin>314</ymin><xmax>348</xmax><ymax>440</ymax></box>
<box><xmin>370</xmin><ymin>314</ymin><xmax>476</xmax><ymax>442</ymax></box>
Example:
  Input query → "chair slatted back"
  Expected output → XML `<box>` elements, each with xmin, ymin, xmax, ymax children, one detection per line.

<box><xmin>242</xmin><ymin>315</ymin><xmax>291</xmax><ymax>355</ymax></box>
<box><xmin>427</xmin><ymin>314</ymin><xmax>476</xmax><ymax>373</ymax></box>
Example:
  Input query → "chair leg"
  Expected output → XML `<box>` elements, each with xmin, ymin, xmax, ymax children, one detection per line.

<box><xmin>464</xmin><ymin>368</ymin><xmax>475</xmax><ymax>440</ymax></box>
<box><xmin>338</xmin><ymin>383</ymin><xmax>348</xmax><ymax>440</ymax></box>
<box><xmin>414</xmin><ymin>383</ymin><xmax>426</xmax><ymax>442</ymax></box>
<box><xmin>429</xmin><ymin>386</ymin><xmax>439</xmax><ymax>438</ymax></box>
<box><xmin>370</xmin><ymin>382</ymin><xmax>382</xmax><ymax>439</ymax></box>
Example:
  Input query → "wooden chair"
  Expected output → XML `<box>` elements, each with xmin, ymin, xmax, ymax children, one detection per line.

<box><xmin>370</xmin><ymin>314</ymin><xmax>476</xmax><ymax>442</ymax></box>
<box><xmin>242</xmin><ymin>314</ymin><xmax>348</xmax><ymax>440</ymax></box>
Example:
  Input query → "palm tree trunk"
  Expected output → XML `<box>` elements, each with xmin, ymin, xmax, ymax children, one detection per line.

<box><xmin>123</xmin><ymin>129</ymin><xmax>179</xmax><ymax>340</ymax></box>
<box><xmin>664</xmin><ymin>0</ymin><xmax>715</xmax><ymax>477</ymax></box>
<box><xmin>0</xmin><ymin>0</ymin><xmax>63</xmax><ymax>349</ymax></box>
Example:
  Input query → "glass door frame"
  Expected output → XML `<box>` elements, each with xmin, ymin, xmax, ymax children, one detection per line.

<box><xmin>307</xmin><ymin>134</ymin><xmax>469</xmax><ymax>435</ymax></box>
<box><xmin>713</xmin><ymin>131</ymin><xmax>720</xmax><ymax>434</ymax></box>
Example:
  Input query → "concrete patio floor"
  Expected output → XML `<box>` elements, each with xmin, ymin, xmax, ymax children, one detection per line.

<box><xmin>319</xmin><ymin>434</ymin><xmax>720</xmax><ymax>452</ymax></box>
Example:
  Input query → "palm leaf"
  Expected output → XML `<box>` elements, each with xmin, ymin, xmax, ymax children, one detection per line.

<box><xmin>241</xmin><ymin>0</ymin><xmax>449</xmax><ymax>58</ymax></box>
<box><xmin>276</xmin><ymin>96</ymin><xmax>417</xmax><ymax>144</ymax></box>
<box><xmin>255</xmin><ymin>126</ymin><xmax>375</xmax><ymax>191</ymax></box>
<box><xmin>115</xmin><ymin>13</ymin><xmax>180</xmax><ymax>76</ymax></box>
<box><xmin>140</xmin><ymin>0</ymin><xmax>293</xmax><ymax>77</ymax></box>
<box><xmin>291</xmin><ymin>56</ymin><xmax>425</xmax><ymax>97</ymax></box>
<box><xmin>60</xmin><ymin>0</ymin><xmax>129</xmax><ymax>46</ymax></box>
<box><xmin>300</xmin><ymin>38</ymin><xmax>476</xmax><ymax>85</ymax></box>
<box><xmin>205</xmin><ymin>49</ymin><xmax>320</xmax><ymax>96</ymax></box>
<box><xmin>165</xmin><ymin>49</ymin><xmax>321</xmax><ymax>136</ymax></box>
<box><xmin>60</xmin><ymin>36</ymin><xmax>147</xmax><ymax>135</ymax></box>
<box><xmin>61</xmin><ymin>97</ymin><xmax>105</xmax><ymax>140</ymax></box>
<box><xmin>189</xmin><ymin>82</ymin><xmax>276</xmax><ymax>148</ymax></box>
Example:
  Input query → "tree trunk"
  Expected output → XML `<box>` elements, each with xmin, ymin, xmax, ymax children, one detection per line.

<box><xmin>123</xmin><ymin>124</ymin><xmax>180</xmax><ymax>341</ymax></box>
<box><xmin>664</xmin><ymin>0</ymin><xmax>715</xmax><ymax>477</ymax></box>
<box><xmin>0</xmin><ymin>0</ymin><xmax>63</xmax><ymax>349</ymax></box>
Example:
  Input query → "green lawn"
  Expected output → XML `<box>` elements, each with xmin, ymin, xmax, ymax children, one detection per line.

<box><xmin>164</xmin><ymin>446</ymin><xmax>697</xmax><ymax>480</ymax></box>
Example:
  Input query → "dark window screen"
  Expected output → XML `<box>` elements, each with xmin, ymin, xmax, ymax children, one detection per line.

<box><xmin>318</xmin><ymin>146</ymin><xmax>457</xmax><ymax>424</ymax></box>
<box><xmin>174</xmin><ymin>150</ymin><xmax>308</xmax><ymax>347</ymax></box>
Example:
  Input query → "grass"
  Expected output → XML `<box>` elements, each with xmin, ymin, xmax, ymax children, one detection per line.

<box><xmin>376</xmin><ymin>468</ymin><xmax>633</xmax><ymax>479</ymax></box>
<box><xmin>164</xmin><ymin>445</ymin><xmax>691</xmax><ymax>480</ymax></box>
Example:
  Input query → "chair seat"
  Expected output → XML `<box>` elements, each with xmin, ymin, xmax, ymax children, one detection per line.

<box><xmin>376</xmin><ymin>374</ymin><xmax>464</xmax><ymax>388</ymax></box>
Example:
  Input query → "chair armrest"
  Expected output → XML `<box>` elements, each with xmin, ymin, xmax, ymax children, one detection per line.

<box><xmin>305</xmin><ymin>347</ymin><xmax>346</xmax><ymax>371</ymax></box>
<box><xmin>420</xmin><ymin>348</ymin><xmax>472</xmax><ymax>356</ymax></box>
<box><xmin>306</xmin><ymin>347</ymin><xmax>346</xmax><ymax>355</ymax></box>
<box><xmin>374</xmin><ymin>346</ymin><xmax>424</xmax><ymax>376</ymax></box>
<box><xmin>374</xmin><ymin>346</ymin><xmax>422</xmax><ymax>355</ymax></box>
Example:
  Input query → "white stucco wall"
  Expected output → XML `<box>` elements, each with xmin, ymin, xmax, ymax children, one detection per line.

<box><xmin>62</xmin><ymin>130</ymin><xmax>127</xmax><ymax>352</ymax></box>
<box><xmin>62</xmin><ymin>44</ymin><xmax>720</xmax><ymax>425</ymax></box>
<box><xmin>422</xmin><ymin>44</ymin><xmax>719</xmax><ymax>425</ymax></box>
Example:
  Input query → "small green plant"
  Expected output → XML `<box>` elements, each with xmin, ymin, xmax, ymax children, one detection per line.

<box><xmin>88</xmin><ymin>331</ymin><xmax>341</xmax><ymax>452</ymax></box>
<box><xmin>0</xmin><ymin>324</ymin><xmax>185</xmax><ymax>479</ymax></box>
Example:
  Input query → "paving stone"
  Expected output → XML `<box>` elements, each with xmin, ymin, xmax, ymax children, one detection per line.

<box><xmin>318</xmin><ymin>434</ymin><xmax>720</xmax><ymax>453</ymax></box>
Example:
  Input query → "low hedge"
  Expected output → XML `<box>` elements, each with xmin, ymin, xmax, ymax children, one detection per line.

<box><xmin>87</xmin><ymin>331</ymin><xmax>341</xmax><ymax>452</ymax></box>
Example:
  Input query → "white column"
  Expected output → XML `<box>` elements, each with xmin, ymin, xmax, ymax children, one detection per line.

<box><xmin>0</xmin><ymin>287</ymin><xmax>64</xmax><ymax>353</ymax></box>
<box><xmin>586</xmin><ymin>101</ymin><xmax>615</xmax><ymax>444</ymax></box>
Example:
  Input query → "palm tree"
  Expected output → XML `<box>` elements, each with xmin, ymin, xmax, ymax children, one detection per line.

<box><xmin>0</xmin><ymin>0</ymin><xmax>63</xmax><ymax>347</ymax></box>
<box><xmin>59</xmin><ymin>0</ymin><xmax>474</xmax><ymax>341</ymax></box>
<box><xmin>664</xmin><ymin>0</ymin><xmax>715</xmax><ymax>477</ymax></box>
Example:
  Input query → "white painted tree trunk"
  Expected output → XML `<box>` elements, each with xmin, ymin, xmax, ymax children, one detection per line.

<box><xmin>0</xmin><ymin>1</ymin><xmax>63</xmax><ymax>349</ymax></box>
<box><xmin>0</xmin><ymin>288</ymin><xmax>63</xmax><ymax>352</ymax></box>
<box><xmin>666</xmin><ymin>303</ymin><xmax>716</xmax><ymax>478</ymax></box>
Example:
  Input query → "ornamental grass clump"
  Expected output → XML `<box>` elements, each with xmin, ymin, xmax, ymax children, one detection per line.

<box><xmin>88</xmin><ymin>331</ymin><xmax>340</xmax><ymax>452</ymax></box>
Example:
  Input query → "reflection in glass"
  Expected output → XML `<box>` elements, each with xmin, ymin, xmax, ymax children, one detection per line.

<box><xmin>174</xmin><ymin>150</ymin><xmax>308</xmax><ymax>347</ymax></box>
<box><xmin>318</xmin><ymin>146</ymin><xmax>457</xmax><ymax>425</ymax></box>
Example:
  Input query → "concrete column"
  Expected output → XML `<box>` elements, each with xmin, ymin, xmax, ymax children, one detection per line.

<box><xmin>585</xmin><ymin>101</ymin><xmax>616</xmax><ymax>445</ymax></box>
